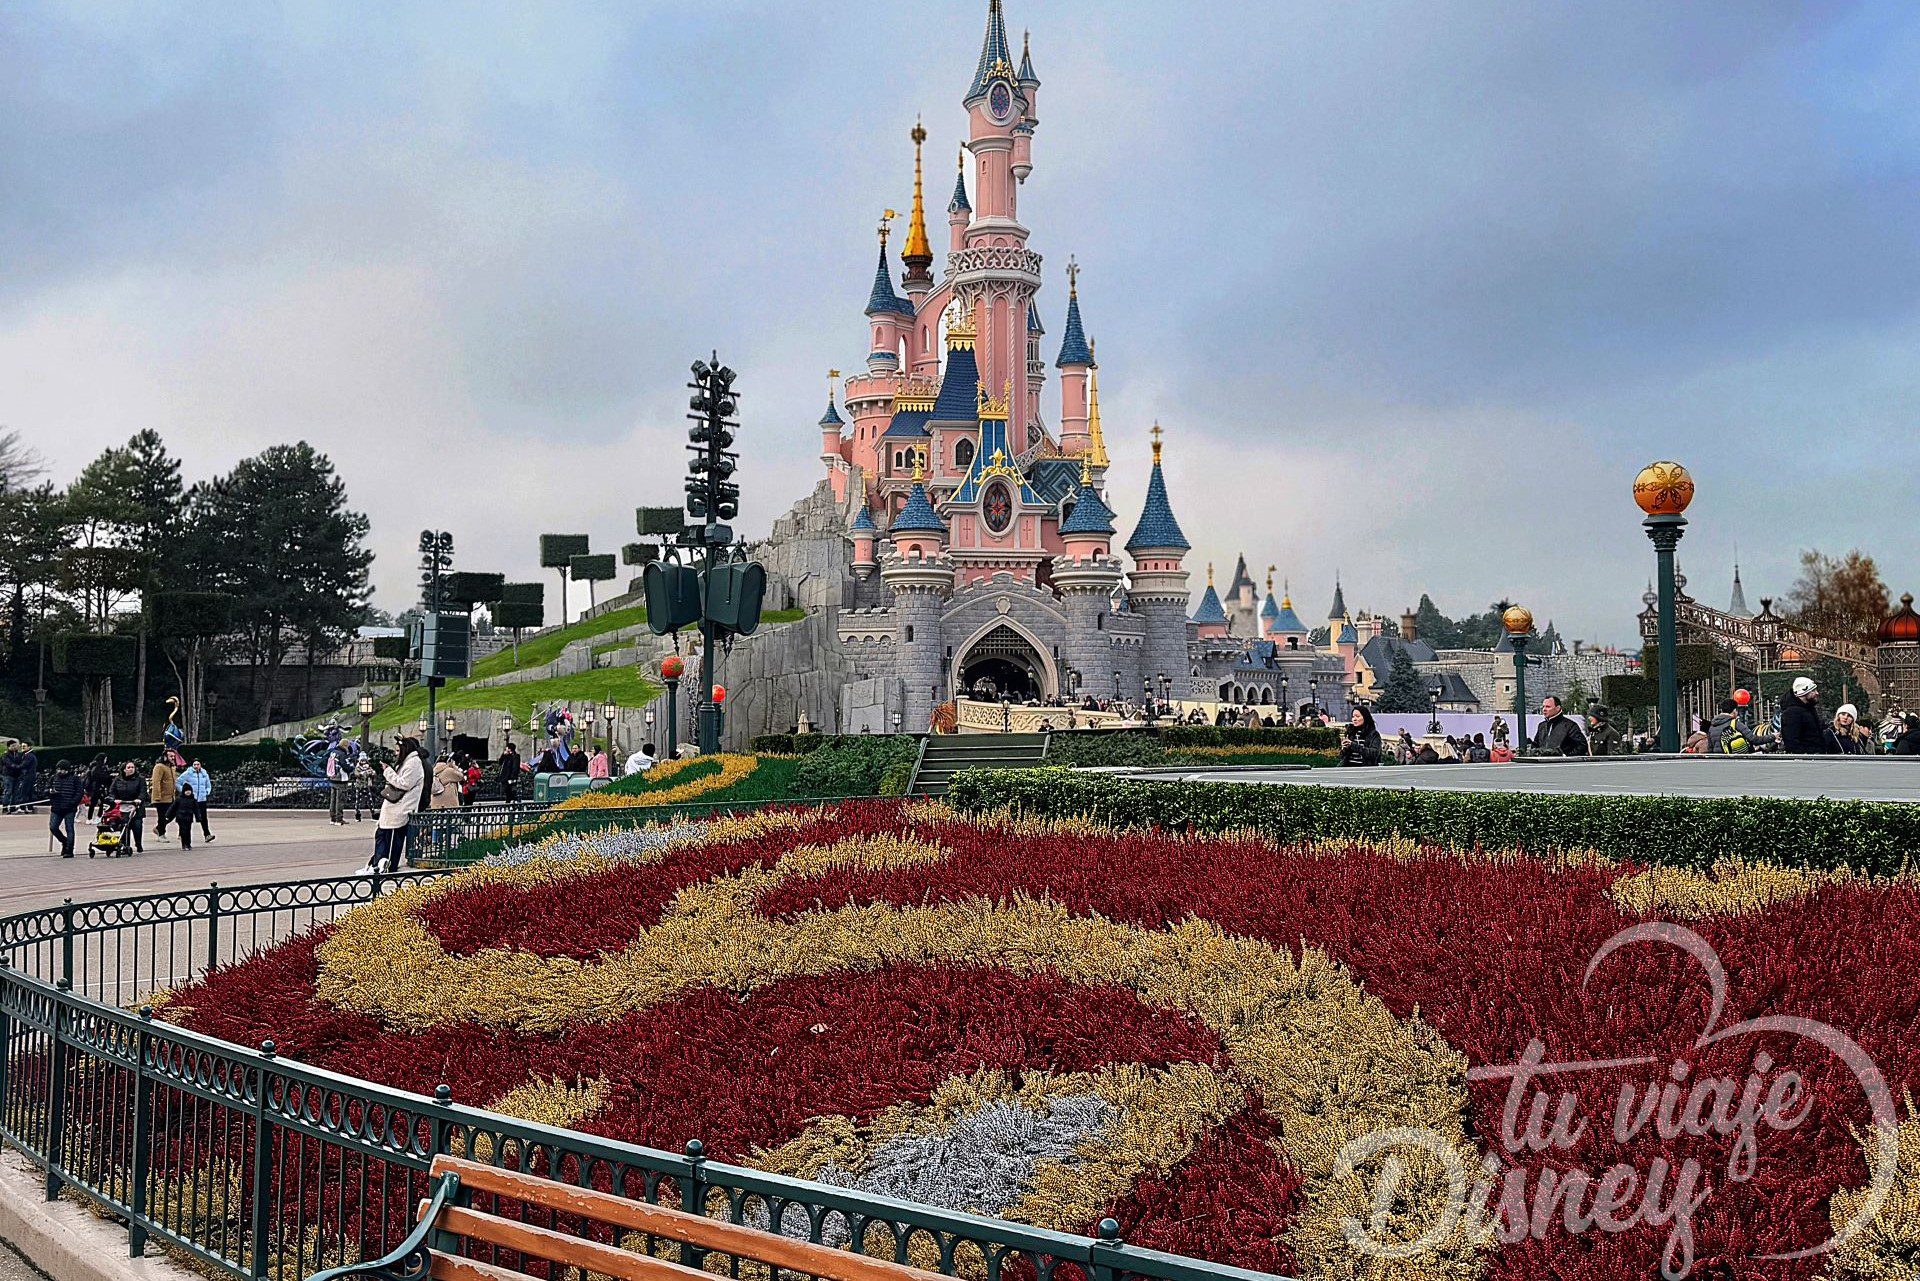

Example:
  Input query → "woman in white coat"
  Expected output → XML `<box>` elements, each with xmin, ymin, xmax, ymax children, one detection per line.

<box><xmin>370</xmin><ymin>737</ymin><xmax>425</xmax><ymax>873</ymax></box>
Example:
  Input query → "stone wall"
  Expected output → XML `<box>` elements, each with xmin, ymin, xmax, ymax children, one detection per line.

<box><xmin>712</xmin><ymin>609</ymin><xmax>858</xmax><ymax>748</ymax></box>
<box><xmin>752</xmin><ymin>480</ymin><xmax>856</xmax><ymax>611</ymax></box>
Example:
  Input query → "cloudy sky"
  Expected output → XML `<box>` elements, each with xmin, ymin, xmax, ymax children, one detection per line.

<box><xmin>5</xmin><ymin>1</ymin><xmax>1917</xmax><ymax>644</ymax></box>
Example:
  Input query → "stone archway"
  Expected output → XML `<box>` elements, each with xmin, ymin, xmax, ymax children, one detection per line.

<box><xmin>954</xmin><ymin>621</ymin><xmax>1057</xmax><ymax>702</ymax></box>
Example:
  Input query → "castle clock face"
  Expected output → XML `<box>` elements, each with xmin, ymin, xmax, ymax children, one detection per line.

<box><xmin>983</xmin><ymin>481</ymin><xmax>1013</xmax><ymax>534</ymax></box>
<box><xmin>988</xmin><ymin>81</ymin><xmax>1014</xmax><ymax>122</ymax></box>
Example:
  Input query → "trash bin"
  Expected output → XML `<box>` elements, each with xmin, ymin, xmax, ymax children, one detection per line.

<box><xmin>567</xmin><ymin>774</ymin><xmax>595</xmax><ymax>799</ymax></box>
<box><xmin>532</xmin><ymin>773</ymin><xmax>554</xmax><ymax>804</ymax></box>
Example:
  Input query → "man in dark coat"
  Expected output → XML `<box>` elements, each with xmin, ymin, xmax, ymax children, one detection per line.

<box><xmin>46</xmin><ymin>761</ymin><xmax>87</xmax><ymax>858</ymax></box>
<box><xmin>1532</xmin><ymin>696</ymin><xmax>1590</xmax><ymax>756</ymax></box>
<box><xmin>1586</xmin><ymin>705</ymin><xmax>1626</xmax><ymax>756</ymax></box>
<box><xmin>1778</xmin><ymin>677</ymin><xmax>1835</xmax><ymax>753</ymax></box>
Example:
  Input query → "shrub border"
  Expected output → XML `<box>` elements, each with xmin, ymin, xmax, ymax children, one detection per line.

<box><xmin>945</xmin><ymin>767</ymin><xmax>1920</xmax><ymax>873</ymax></box>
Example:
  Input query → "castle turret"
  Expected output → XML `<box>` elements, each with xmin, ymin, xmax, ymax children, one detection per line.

<box><xmin>1259</xmin><ymin>568</ymin><xmax>1281</xmax><ymax>636</ymax></box>
<box><xmin>881</xmin><ymin>457</ymin><xmax>954</xmax><ymax>732</ymax></box>
<box><xmin>1056</xmin><ymin>258</ymin><xmax>1092</xmax><ymax>455</ymax></box>
<box><xmin>819</xmin><ymin>372</ymin><xmax>845</xmax><ymax>461</ymax></box>
<box><xmin>948</xmin><ymin>149</ymin><xmax>970</xmax><ymax>254</ymax></box>
<box><xmin>864</xmin><ymin>216</ymin><xmax>911</xmax><ymax>375</ymax></box>
<box><xmin>1224</xmin><ymin>554</ymin><xmax>1259</xmax><ymax>637</ymax></box>
<box><xmin>1052</xmin><ymin>457</ymin><xmax>1122</xmax><ymax>703</ymax></box>
<box><xmin>1012</xmin><ymin>31</ymin><xmax>1039</xmax><ymax>181</ymax></box>
<box><xmin>1192</xmin><ymin>564</ymin><xmax>1230</xmax><ymax>640</ymax></box>
<box><xmin>1125</xmin><ymin>423</ymin><xmax>1192</xmax><ymax>696</ymax></box>
<box><xmin>850</xmin><ymin>505</ymin><xmax>877</xmax><ymax>577</ymax></box>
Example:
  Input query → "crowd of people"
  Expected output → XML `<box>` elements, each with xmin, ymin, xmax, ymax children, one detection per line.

<box><xmin>8</xmin><ymin>746</ymin><xmax>218</xmax><ymax>858</ymax></box>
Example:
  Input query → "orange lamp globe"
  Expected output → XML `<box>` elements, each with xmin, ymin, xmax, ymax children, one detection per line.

<box><xmin>712</xmin><ymin>684</ymin><xmax>727</xmax><ymax>704</ymax></box>
<box><xmin>1502</xmin><ymin>605</ymin><xmax>1535</xmax><ymax>636</ymax></box>
<box><xmin>660</xmin><ymin>655</ymin><xmax>685</xmax><ymax>680</ymax></box>
<box><xmin>1733</xmin><ymin>688</ymin><xmax>1752</xmax><ymax>707</ymax></box>
<box><xmin>1633</xmin><ymin>461</ymin><xmax>1695</xmax><ymax>516</ymax></box>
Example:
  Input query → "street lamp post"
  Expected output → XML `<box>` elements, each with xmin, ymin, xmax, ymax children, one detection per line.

<box><xmin>1634</xmin><ymin>462</ymin><xmax>1694</xmax><ymax>752</ymax></box>
<box><xmin>1504</xmin><ymin>605</ymin><xmax>1534</xmax><ymax>754</ymax></box>
<box><xmin>1308</xmin><ymin>675</ymin><xmax>1319</xmax><ymax>719</ymax></box>
<box><xmin>602</xmin><ymin>699</ymin><xmax>618</xmax><ymax>759</ymax></box>
<box><xmin>1112</xmin><ymin>670</ymin><xmax>1121</xmax><ymax>701</ymax></box>
<box><xmin>660</xmin><ymin>655</ymin><xmax>684</xmax><ymax>760</ymax></box>
<box><xmin>1428</xmin><ymin>685</ymin><xmax>1442</xmax><ymax>735</ymax></box>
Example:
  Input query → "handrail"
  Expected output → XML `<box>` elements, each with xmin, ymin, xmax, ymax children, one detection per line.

<box><xmin>0</xmin><ymin>852</ymin><xmax>1292</xmax><ymax>1281</ymax></box>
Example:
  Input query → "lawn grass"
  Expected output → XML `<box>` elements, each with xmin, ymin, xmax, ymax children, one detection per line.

<box><xmin>372</xmin><ymin>668</ymin><xmax>659</xmax><ymax>730</ymax></box>
<box><xmin>473</xmin><ymin>605</ymin><xmax>651</xmax><ymax>679</ymax></box>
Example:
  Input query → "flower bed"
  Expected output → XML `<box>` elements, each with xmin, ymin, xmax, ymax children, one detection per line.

<box><xmin>160</xmin><ymin>799</ymin><xmax>1920</xmax><ymax>1279</ymax></box>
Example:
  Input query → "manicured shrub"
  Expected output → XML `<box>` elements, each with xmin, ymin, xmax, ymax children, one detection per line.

<box><xmin>945</xmin><ymin>767</ymin><xmax>1920</xmax><ymax>873</ymax></box>
<box><xmin>790</xmin><ymin>735</ymin><xmax>918</xmax><ymax>797</ymax></box>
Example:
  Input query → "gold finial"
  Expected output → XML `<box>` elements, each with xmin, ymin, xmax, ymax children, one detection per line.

<box><xmin>945</xmin><ymin>297</ymin><xmax>977</xmax><ymax>346</ymax></box>
<box><xmin>911</xmin><ymin>449</ymin><xmax>925</xmax><ymax>484</ymax></box>
<box><xmin>1207</xmin><ymin>562</ymin><xmax>1215</xmax><ymax>587</ymax></box>
<box><xmin>958</xmin><ymin>146</ymin><xmax>966</xmax><ymax>172</ymax></box>
<box><xmin>1079</xmin><ymin>455</ymin><xmax>1092</xmax><ymax>485</ymax></box>
<box><xmin>1150</xmin><ymin>421</ymin><xmax>1163</xmax><ymax>465</ymax></box>
<box><xmin>903</xmin><ymin>119</ymin><xmax>933</xmax><ymax>270</ymax></box>
<box><xmin>1085</xmin><ymin>338</ymin><xmax>1109</xmax><ymax>467</ymax></box>
<box><xmin>828</xmin><ymin>369</ymin><xmax>840</xmax><ymax>394</ymax></box>
<box><xmin>1066</xmin><ymin>255</ymin><xmax>1079</xmax><ymax>298</ymax></box>
<box><xmin>878</xmin><ymin>209</ymin><xmax>896</xmax><ymax>248</ymax></box>
<box><xmin>1266</xmin><ymin>566</ymin><xmax>1275</xmax><ymax>594</ymax></box>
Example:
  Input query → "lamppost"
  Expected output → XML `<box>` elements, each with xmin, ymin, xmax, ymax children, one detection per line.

<box><xmin>891</xmin><ymin>711</ymin><xmax>903</xmax><ymax>735</ymax></box>
<box><xmin>35</xmin><ymin>686</ymin><xmax>48</xmax><ymax>744</ymax></box>
<box><xmin>660</xmin><ymin>654</ymin><xmax>684</xmax><ymax>759</ymax></box>
<box><xmin>1112</xmin><ymin>670</ymin><xmax>1121</xmax><ymax>701</ymax></box>
<box><xmin>602</xmin><ymin>699</ymin><xmax>618</xmax><ymax>759</ymax></box>
<box><xmin>1634</xmin><ymin>461</ymin><xmax>1694</xmax><ymax>753</ymax></box>
<box><xmin>1428</xmin><ymin>685</ymin><xmax>1442</xmax><ymax>735</ymax></box>
<box><xmin>441</xmin><ymin>713</ymin><xmax>456</xmax><ymax>750</ymax></box>
<box><xmin>644</xmin><ymin>707</ymin><xmax>656</xmax><ymax>753</ymax></box>
<box><xmin>581</xmin><ymin>704</ymin><xmax>597</xmax><ymax>760</ymax></box>
<box><xmin>357</xmin><ymin>689</ymin><xmax>376</xmax><ymax>744</ymax></box>
<box><xmin>1504</xmin><ymin>605</ymin><xmax>1535</xmax><ymax>754</ymax></box>
<box><xmin>1158</xmin><ymin>674</ymin><xmax>1172</xmax><ymax>708</ymax></box>
<box><xmin>418</xmin><ymin>528</ymin><xmax>454</xmax><ymax>766</ymax></box>
<box><xmin>1278</xmin><ymin>672</ymin><xmax>1289</xmax><ymax>723</ymax></box>
<box><xmin>1308</xmin><ymin>675</ymin><xmax>1320</xmax><ymax>719</ymax></box>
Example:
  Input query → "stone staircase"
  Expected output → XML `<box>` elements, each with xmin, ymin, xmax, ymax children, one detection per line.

<box><xmin>908</xmin><ymin>733</ymin><xmax>1051</xmax><ymax>797</ymax></box>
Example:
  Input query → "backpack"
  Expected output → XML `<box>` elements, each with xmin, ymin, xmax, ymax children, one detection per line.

<box><xmin>1719</xmin><ymin>719</ymin><xmax>1753</xmax><ymax>755</ymax></box>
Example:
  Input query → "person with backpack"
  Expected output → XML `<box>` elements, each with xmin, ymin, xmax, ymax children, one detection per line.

<box><xmin>1466</xmin><ymin>733</ymin><xmax>1493</xmax><ymax>763</ymax></box>
<box><xmin>84</xmin><ymin>754</ymin><xmax>113</xmax><ymax>821</ymax></box>
<box><xmin>326</xmin><ymin>744</ymin><xmax>354</xmax><ymax>825</ymax></box>
<box><xmin>1708</xmin><ymin>697</ymin><xmax>1774</xmax><ymax>754</ymax></box>
<box><xmin>1586</xmin><ymin>706</ymin><xmax>1625</xmax><ymax>756</ymax></box>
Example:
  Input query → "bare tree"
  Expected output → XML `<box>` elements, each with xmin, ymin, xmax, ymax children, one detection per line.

<box><xmin>1785</xmin><ymin>549</ymin><xmax>1890</xmax><ymax>641</ymax></box>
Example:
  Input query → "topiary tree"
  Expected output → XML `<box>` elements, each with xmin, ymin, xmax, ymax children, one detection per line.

<box><xmin>570</xmin><ymin>553</ymin><xmax>617</xmax><ymax>614</ymax></box>
<box><xmin>494</xmin><ymin>583</ymin><xmax>545</xmax><ymax>664</ymax></box>
<box><xmin>538</xmin><ymin>535</ymin><xmax>590</xmax><ymax>622</ymax></box>
<box><xmin>53</xmin><ymin>631</ymin><xmax>138</xmax><ymax>743</ymax></box>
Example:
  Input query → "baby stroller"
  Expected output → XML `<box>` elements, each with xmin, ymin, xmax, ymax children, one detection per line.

<box><xmin>89</xmin><ymin>801</ymin><xmax>134</xmax><ymax>858</ymax></box>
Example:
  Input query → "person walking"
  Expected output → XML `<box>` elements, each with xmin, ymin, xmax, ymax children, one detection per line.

<box><xmin>186</xmin><ymin>760</ymin><xmax>215</xmax><ymax>842</ymax></box>
<box><xmin>370</xmin><ymin>737</ymin><xmax>426</xmax><ymax>873</ymax></box>
<box><xmin>430</xmin><ymin>754</ymin><xmax>464</xmax><ymax>810</ymax></box>
<box><xmin>1832</xmin><ymin>703</ymin><xmax>1875</xmax><ymax>754</ymax></box>
<box><xmin>84</xmin><ymin>754</ymin><xmax>112</xmax><ymax>821</ymax></box>
<box><xmin>149</xmin><ymin>755</ymin><xmax>178</xmax><ymax>841</ymax></box>
<box><xmin>108</xmin><ymin>761</ymin><xmax>148</xmax><ymax>854</ymax></box>
<box><xmin>1586</xmin><ymin>706</ymin><xmax>1625</xmax><ymax>756</ymax></box>
<box><xmin>326</xmin><ymin>744</ymin><xmax>354</xmax><ymax>825</ymax></box>
<box><xmin>16</xmin><ymin>745</ymin><xmax>39</xmax><ymax>813</ymax></box>
<box><xmin>174</xmin><ymin>760</ymin><xmax>213</xmax><ymax>848</ymax></box>
<box><xmin>587</xmin><ymin>744</ymin><xmax>611</xmax><ymax>780</ymax></box>
<box><xmin>1707</xmin><ymin>698</ymin><xmax>1771</xmax><ymax>754</ymax></box>
<box><xmin>497</xmin><ymin>741</ymin><xmax>521</xmax><ymax>804</ymax></box>
<box><xmin>46</xmin><ymin>761</ymin><xmax>85</xmax><ymax>858</ymax></box>
<box><xmin>1779</xmin><ymin>677</ymin><xmax>1835</xmax><ymax>753</ymax></box>
<box><xmin>461</xmin><ymin>757</ymin><xmax>481</xmax><ymax>806</ymax></box>
<box><xmin>1337</xmin><ymin>707</ymin><xmax>1382</xmax><ymax>766</ymax></box>
<box><xmin>1531</xmin><ymin>696</ymin><xmax>1589</xmax><ymax>757</ymax></box>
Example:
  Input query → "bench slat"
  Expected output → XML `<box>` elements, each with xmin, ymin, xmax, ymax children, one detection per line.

<box><xmin>428</xmin><ymin>1253</ymin><xmax>536</xmax><ymax>1281</ymax></box>
<box><xmin>429</xmin><ymin>1156</ymin><xmax>946</xmax><ymax>1281</ymax></box>
<box><xmin>437</xmin><ymin>1205</ymin><xmax>710</xmax><ymax>1281</ymax></box>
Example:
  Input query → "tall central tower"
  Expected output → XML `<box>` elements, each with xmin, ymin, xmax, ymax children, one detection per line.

<box><xmin>955</xmin><ymin>0</ymin><xmax>1043</xmax><ymax>446</ymax></box>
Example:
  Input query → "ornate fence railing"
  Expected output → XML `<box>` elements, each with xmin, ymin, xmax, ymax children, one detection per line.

<box><xmin>0</xmin><ymin>869</ymin><xmax>1285</xmax><ymax>1281</ymax></box>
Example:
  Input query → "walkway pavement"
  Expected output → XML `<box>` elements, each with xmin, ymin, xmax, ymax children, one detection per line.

<box><xmin>1125</xmin><ymin>756</ymin><xmax>1920</xmax><ymax>802</ymax></box>
<box><xmin>0</xmin><ymin>809</ymin><xmax>377</xmax><ymax>916</ymax></box>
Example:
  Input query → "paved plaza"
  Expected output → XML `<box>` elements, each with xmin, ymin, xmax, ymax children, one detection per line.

<box><xmin>1125</xmin><ymin>756</ymin><xmax>1920</xmax><ymax>802</ymax></box>
<box><xmin>0</xmin><ymin>808</ymin><xmax>378</xmax><ymax>917</ymax></box>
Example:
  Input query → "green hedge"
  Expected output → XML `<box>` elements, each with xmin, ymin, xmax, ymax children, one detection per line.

<box><xmin>21</xmin><ymin>741</ymin><xmax>288</xmax><ymax>773</ymax></box>
<box><xmin>944</xmin><ymin>767</ymin><xmax>1920</xmax><ymax>874</ymax></box>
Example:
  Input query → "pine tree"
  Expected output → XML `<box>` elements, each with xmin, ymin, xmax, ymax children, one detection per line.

<box><xmin>1376</xmin><ymin>644</ymin><xmax>1430</xmax><ymax>713</ymax></box>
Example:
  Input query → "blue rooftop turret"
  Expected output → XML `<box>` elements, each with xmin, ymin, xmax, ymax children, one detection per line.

<box><xmin>891</xmin><ymin>476</ymin><xmax>946</xmax><ymax>536</ymax></box>
<box><xmin>965</xmin><ymin>0</ymin><xmax>1020</xmax><ymax>104</ymax></box>
<box><xmin>1055</xmin><ymin>285</ymin><xmax>1091</xmax><ymax>367</ymax></box>
<box><xmin>1059</xmin><ymin>466</ymin><xmax>1114</xmax><ymax>536</ymax></box>
<box><xmin>1260</xmin><ymin>592</ymin><xmax>1280</xmax><ymax>623</ymax></box>
<box><xmin>1125</xmin><ymin>427</ymin><xmax>1190</xmax><ymax>554</ymax></box>
<box><xmin>949</xmin><ymin>162</ymin><xmax>971</xmax><ymax>215</ymax></box>
<box><xmin>863</xmin><ymin>241</ymin><xmax>913</xmax><ymax>319</ymax></box>
<box><xmin>1027</xmin><ymin>301</ymin><xmax>1044</xmax><ymax>335</ymax></box>
<box><xmin>1192</xmin><ymin>573</ymin><xmax>1228</xmax><ymax>626</ymax></box>
<box><xmin>1017</xmin><ymin>29</ymin><xmax>1039</xmax><ymax>86</ymax></box>
<box><xmin>850</xmin><ymin>506</ymin><xmax>877</xmax><ymax>533</ymax></box>
<box><xmin>818</xmin><ymin>392</ymin><xmax>844</xmax><ymax>428</ymax></box>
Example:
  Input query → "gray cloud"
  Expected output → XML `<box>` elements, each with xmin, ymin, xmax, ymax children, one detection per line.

<box><xmin>5</xmin><ymin>1</ymin><xmax>1918</xmax><ymax>643</ymax></box>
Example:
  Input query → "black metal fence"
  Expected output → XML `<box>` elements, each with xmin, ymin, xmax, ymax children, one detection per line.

<box><xmin>0</xmin><ymin>870</ymin><xmax>1288</xmax><ymax>1281</ymax></box>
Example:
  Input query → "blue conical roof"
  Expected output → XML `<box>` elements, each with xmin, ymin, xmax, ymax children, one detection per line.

<box><xmin>818</xmin><ymin>394</ymin><xmax>843</xmax><ymax>428</ymax></box>
<box><xmin>864</xmin><ymin>243</ymin><xmax>912</xmax><ymax>318</ymax></box>
<box><xmin>1192</xmin><ymin>583</ymin><xmax>1227</xmax><ymax>626</ymax></box>
<box><xmin>1328</xmin><ymin>579</ymin><xmax>1347</xmax><ymax>620</ymax></box>
<box><xmin>1055</xmin><ymin>291</ymin><xmax>1091</xmax><ymax>367</ymax></box>
<box><xmin>949</xmin><ymin>167</ymin><xmax>971</xmax><ymax>215</ymax></box>
<box><xmin>930</xmin><ymin>342</ymin><xmax>981</xmax><ymax>422</ymax></box>
<box><xmin>1272</xmin><ymin>597</ymin><xmax>1308</xmax><ymax>634</ymax></box>
<box><xmin>1260</xmin><ymin>592</ymin><xmax>1280</xmax><ymax>622</ymax></box>
<box><xmin>850</xmin><ymin>506</ymin><xmax>876</xmax><ymax>533</ymax></box>
<box><xmin>965</xmin><ymin>0</ymin><xmax>1019</xmax><ymax>103</ymax></box>
<box><xmin>1125</xmin><ymin>460</ymin><xmax>1189</xmax><ymax>554</ymax></box>
<box><xmin>892</xmin><ymin>481</ymin><xmax>946</xmax><ymax>535</ymax></box>
<box><xmin>1017</xmin><ymin>34</ymin><xmax>1039</xmax><ymax>86</ymax></box>
<box><xmin>1027</xmin><ymin>301</ymin><xmax>1044</xmax><ymax>334</ymax></box>
<box><xmin>1059</xmin><ymin>477</ymin><xmax>1114</xmax><ymax>536</ymax></box>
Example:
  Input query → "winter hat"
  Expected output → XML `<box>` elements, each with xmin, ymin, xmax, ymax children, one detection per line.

<box><xmin>1792</xmin><ymin>676</ymin><xmax>1817</xmax><ymax>697</ymax></box>
<box><xmin>1836</xmin><ymin>703</ymin><xmax>1859</xmax><ymax>720</ymax></box>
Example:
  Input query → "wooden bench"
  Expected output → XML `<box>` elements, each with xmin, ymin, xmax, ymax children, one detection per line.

<box><xmin>311</xmin><ymin>1154</ymin><xmax>943</xmax><ymax>1281</ymax></box>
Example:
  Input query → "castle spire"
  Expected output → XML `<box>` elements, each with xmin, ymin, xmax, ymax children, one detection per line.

<box><xmin>948</xmin><ymin>148</ymin><xmax>971</xmax><ymax>214</ymax></box>
<box><xmin>1729</xmin><ymin>560</ymin><xmax>1752</xmax><ymax>617</ymax></box>
<box><xmin>1055</xmin><ymin>257</ymin><xmax>1092</xmax><ymax>367</ymax></box>
<box><xmin>966</xmin><ymin>0</ymin><xmax>1018</xmax><ymax>104</ymax></box>
<box><xmin>1085</xmin><ymin>339</ymin><xmax>1109</xmax><ymax>467</ymax></box>
<box><xmin>864</xmin><ymin>212</ymin><xmax>911</xmax><ymax>318</ymax></box>
<box><xmin>902</xmin><ymin>119</ymin><xmax>934</xmax><ymax>286</ymax></box>
<box><xmin>1126</xmin><ymin>424</ymin><xmax>1189</xmax><ymax>554</ymax></box>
